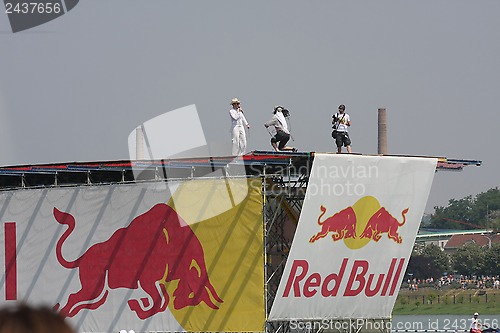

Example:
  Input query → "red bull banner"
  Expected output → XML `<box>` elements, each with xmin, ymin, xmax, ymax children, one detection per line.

<box><xmin>269</xmin><ymin>154</ymin><xmax>437</xmax><ymax>321</ymax></box>
<box><xmin>0</xmin><ymin>178</ymin><xmax>264</xmax><ymax>332</ymax></box>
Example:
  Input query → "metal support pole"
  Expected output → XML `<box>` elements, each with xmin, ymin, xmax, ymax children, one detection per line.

<box><xmin>263</xmin><ymin>163</ymin><xmax>268</xmax><ymax>333</ymax></box>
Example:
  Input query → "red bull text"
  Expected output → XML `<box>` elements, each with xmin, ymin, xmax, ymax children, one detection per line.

<box><xmin>282</xmin><ymin>258</ymin><xmax>405</xmax><ymax>298</ymax></box>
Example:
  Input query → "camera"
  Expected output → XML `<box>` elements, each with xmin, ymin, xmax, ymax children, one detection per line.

<box><xmin>282</xmin><ymin>108</ymin><xmax>290</xmax><ymax>117</ymax></box>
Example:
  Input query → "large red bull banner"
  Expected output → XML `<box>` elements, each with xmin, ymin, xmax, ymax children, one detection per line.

<box><xmin>0</xmin><ymin>178</ymin><xmax>264</xmax><ymax>332</ymax></box>
<box><xmin>269</xmin><ymin>154</ymin><xmax>437</xmax><ymax>321</ymax></box>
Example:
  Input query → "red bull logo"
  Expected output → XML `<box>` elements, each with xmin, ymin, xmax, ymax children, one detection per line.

<box><xmin>309</xmin><ymin>196</ymin><xmax>408</xmax><ymax>249</ymax></box>
<box><xmin>360</xmin><ymin>207</ymin><xmax>408</xmax><ymax>244</ymax></box>
<box><xmin>309</xmin><ymin>206</ymin><xmax>357</xmax><ymax>243</ymax></box>
<box><xmin>53</xmin><ymin>203</ymin><xmax>223</xmax><ymax>319</ymax></box>
<box><xmin>281</xmin><ymin>197</ymin><xmax>412</xmax><ymax>300</ymax></box>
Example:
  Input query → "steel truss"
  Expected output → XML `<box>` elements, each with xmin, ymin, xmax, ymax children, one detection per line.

<box><xmin>262</xmin><ymin>159</ymin><xmax>309</xmax><ymax>333</ymax></box>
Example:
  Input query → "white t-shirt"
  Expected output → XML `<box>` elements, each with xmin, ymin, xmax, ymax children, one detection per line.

<box><xmin>334</xmin><ymin>112</ymin><xmax>350</xmax><ymax>132</ymax></box>
<box><xmin>470</xmin><ymin>317</ymin><xmax>481</xmax><ymax>331</ymax></box>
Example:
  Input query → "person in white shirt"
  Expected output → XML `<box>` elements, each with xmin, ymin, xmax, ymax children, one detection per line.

<box><xmin>471</xmin><ymin>313</ymin><xmax>500</xmax><ymax>333</ymax></box>
<box><xmin>229</xmin><ymin>98</ymin><xmax>250</xmax><ymax>156</ymax></box>
<box><xmin>470</xmin><ymin>312</ymin><xmax>481</xmax><ymax>333</ymax></box>
<box><xmin>332</xmin><ymin>104</ymin><xmax>352</xmax><ymax>153</ymax></box>
<box><xmin>264</xmin><ymin>106</ymin><xmax>297</xmax><ymax>152</ymax></box>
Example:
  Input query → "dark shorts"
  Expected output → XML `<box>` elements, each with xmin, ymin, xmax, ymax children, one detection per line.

<box><xmin>271</xmin><ymin>130</ymin><xmax>290</xmax><ymax>150</ymax></box>
<box><xmin>335</xmin><ymin>131</ymin><xmax>351</xmax><ymax>147</ymax></box>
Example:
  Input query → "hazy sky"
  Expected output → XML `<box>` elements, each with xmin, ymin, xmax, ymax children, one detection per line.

<box><xmin>1</xmin><ymin>1</ymin><xmax>498</xmax><ymax>213</ymax></box>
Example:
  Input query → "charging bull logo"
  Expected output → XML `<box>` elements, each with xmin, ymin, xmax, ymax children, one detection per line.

<box><xmin>309</xmin><ymin>206</ymin><xmax>356</xmax><ymax>243</ymax></box>
<box><xmin>53</xmin><ymin>203</ymin><xmax>223</xmax><ymax>319</ymax></box>
<box><xmin>309</xmin><ymin>196</ymin><xmax>408</xmax><ymax>249</ymax></box>
<box><xmin>360</xmin><ymin>207</ymin><xmax>408</xmax><ymax>244</ymax></box>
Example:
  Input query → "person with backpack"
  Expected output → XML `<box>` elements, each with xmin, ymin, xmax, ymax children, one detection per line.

<box><xmin>332</xmin><ymin>104</ymin><xmax>352</xmax><ymax>153</ymax></box>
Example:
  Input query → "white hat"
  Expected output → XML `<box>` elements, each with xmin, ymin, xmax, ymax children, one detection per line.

<box><xmin>230</xmin><ymin>98</ymin><xmax>240</xmax><ymax>105</ymax></box>
<box><xmin>474</xmin><ymin>312</ymin><xmax>479</xmax><ymax>316</ymax></box>
<box><xmin>119</xmin><ymin>330</ymin><xmax>127</xmax><ymax>333</ymax></box>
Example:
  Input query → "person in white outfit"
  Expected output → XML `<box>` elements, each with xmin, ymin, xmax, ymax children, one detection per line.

<box><xmin>229</xmin><ymin>98</ymin><xmax>250</xmax><ymax>156</ymax></box>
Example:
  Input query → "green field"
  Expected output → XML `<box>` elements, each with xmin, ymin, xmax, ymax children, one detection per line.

<box><xmin>393</xmin><ymin>289</ymin><xmax>500</xmax><ymax>315</ymax></box>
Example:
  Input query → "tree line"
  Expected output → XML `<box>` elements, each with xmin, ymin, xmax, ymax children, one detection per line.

<box><xmin>407</xmin><ymin>187</ymin><xmax>500</xmax><ymax>279</ymax></box>
<box><xmin>407</xmin><ymin>242</ymin><xmax>500</xmax><ymax>279</ymax></box>
<box><xmin>429</xmin><ymin>187</ymin><xmax>500</xmax><ymax>230</ymax></box>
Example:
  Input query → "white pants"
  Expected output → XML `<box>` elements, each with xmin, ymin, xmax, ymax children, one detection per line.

<box><xmin>231</xmin><ymin>125</ymin><xmax>247</xmax><ymax>156</ymax></box>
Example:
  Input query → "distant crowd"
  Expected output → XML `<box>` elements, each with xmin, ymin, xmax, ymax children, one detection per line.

<box><xmin>406</xmin><ymin>275</ymin><xmax>500</xmax><ymax>291</ymax></box>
